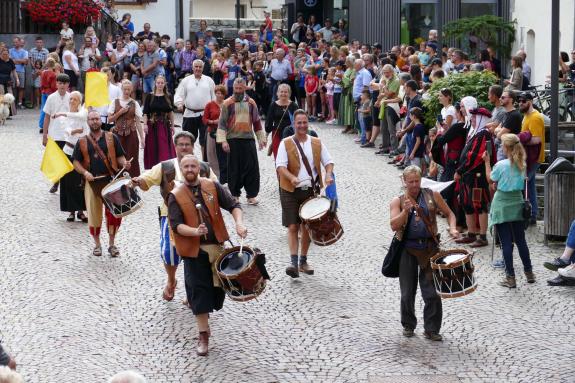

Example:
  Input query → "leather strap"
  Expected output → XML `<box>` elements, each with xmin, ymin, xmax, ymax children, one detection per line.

<box><xmin>86</xmin><ymin>133</ymin><xmax>114</xmax><ymax>176</ymax></box>
<box><xmin>407</xmin><ymin>191</ymin><xmax>439</xmax><ymax>245</ymax></box>
<box><xmin>292</xmin><ymin>137</ymin><xmax>319</xmax><ymax>194</ymax></box>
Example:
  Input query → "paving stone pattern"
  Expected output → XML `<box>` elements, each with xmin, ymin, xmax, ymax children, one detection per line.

<box><xmin>0</xmin><ymin>110</ymin><xmax>574</xmax><ymax>383</ymax></box>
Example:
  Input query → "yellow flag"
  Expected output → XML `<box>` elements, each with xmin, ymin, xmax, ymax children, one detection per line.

<box><xmin>40</xmin><ymin>138</ymin><xmax>74</xmax><ymax>183</ymax></box>
<box><xmin>84</xmin><ymin>72</ymin><xmax>110</xmax><ymax>107</ymax></box>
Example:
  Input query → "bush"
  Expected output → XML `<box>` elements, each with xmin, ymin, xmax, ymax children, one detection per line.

<box><xmin>422</xmin><ymin>70</ymin><xmax>498</xmax><ymax>127</ymax></box>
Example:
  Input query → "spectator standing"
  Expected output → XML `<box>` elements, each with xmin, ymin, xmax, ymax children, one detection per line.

<box><xmin>318</xmin><ymin>19</ymin><xmax>334</xmax><ymax>43</ymax></box>
<box><xmin>179</xmin><ymin>40</ymin><xmax>196</xmax><ymax>78</ymax></box>
<box><xmin>38</xmin><ymin>58</ymin><xmax>58</xmax><ymax>133</ymax></box>
<box><xmin>268</xmin><ymin>49</ymin><xmax>292</xmax><ymax>102</ymax></box>
<box><xmin>291</xmin><ymin>14</ymin><xmax>307</xmax><ymax>44</ymax></box>
<box><xmin>29</xmin><ymin>36</ymin><xmax>49</xmax><ymax>71</ymax></box>
<box><xmin>136</xmin><ymin>23</ymin><xmax>155</xmax><ymax>41</ymax></box>
<box><xmin>129</xmin><ymin>42</ymin><xmax>146</xmax><ymax>100</ymax></box>
<box><xmin>77</xmin><ymin>37</ymin><xmax>102</xmax><ymax>93</ymax></box>
<box><xmin>494</xmin><ymin>90</ymin><xmax>522</xmax><ymax>161</ymax></box>
<box><xmin>59</xmin><ymin>21</ymin><xmax>74</xmax><ymax>40</ymax></box>
<box><xmin>339</xmin><ymin>57</ymin><xmax>356</xmax><ymax>133</ymax></box>
<box><xmin>308</xmin><ymin>14</ymin><xmax>322</xmax><ymax>33</ymax></box>
<box><xmin>61</xmin><ymin>41</ymin><xmax>80</xmax><ymax>91</ymax></box>
<box><xmin>195</xmin><ymin>19</ymin><xmax>208</xmax><ymax>42</ymax></box>
<box><xmin>504</xmin><ymin>55</ymin><xmax>523</xmax><ymax>92</ymax></box>
<box><xmin>9</xmin><ymin>37</ymin><xmax>28</xmax><ymax>108</ymax></box>
<box><xmin>141</xmin><ymin>40</ymin><xmax>160</xmax><ymax>101</ymax></box>
<box><xmin>118</xmin><ymin>13</ymin><xmax>135</xmax><ymax>33</ymax></box>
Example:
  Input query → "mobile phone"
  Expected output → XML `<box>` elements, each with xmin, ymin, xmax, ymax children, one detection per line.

<box><xmin>437</xmin><ymin>114</ymin><xmax>443</xmax><ymax>123</ymax></box>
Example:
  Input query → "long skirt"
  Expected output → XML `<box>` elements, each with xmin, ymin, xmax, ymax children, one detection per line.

<box><xmin>118</xmin><ymin>131</ymin><xmax>141</xmax><ymax>177</ymax></box>
<box><xmin>338</xmin><ymin>91</ymin><xmax>355</xmax><ymax>126</ymax></box>
<box><xmin>144</xmin><ymin>119</ymin><xmax>176</xmax><ymax>170</ymax></box>
<box><xmin>206</xmin><ymin>133</ymin><xmax>220</xmax><ymax>178</ymax></box>
<box><xmin>60</xmin><ymin>155</ymin><xmax>86</xmax><ymax>212</ymax></box>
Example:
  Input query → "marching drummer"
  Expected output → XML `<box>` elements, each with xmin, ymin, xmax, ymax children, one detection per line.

<box><xmin>167</xmin><ymin>154</ymin><xmax>246</xmax><ymax>356</ymax></box>
<box><xmin>389</xmin><ymin>165</ymin><xmax>459</xmax><ymax>341</ymax></box>
<box><xmin>72</xmin><ymin>110</ymin><xmax>131</xmax><ymax>258</ymax></box>
<box><xmin>276</xmin><ymin>109</ymin><xmax>334</xmax><ymax>279</ymax></box>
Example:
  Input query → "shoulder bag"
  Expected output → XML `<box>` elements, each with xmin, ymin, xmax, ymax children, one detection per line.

<box><xmin>381</xmin><ymin>196</ymin><xmax>412</xmax><ymax>278</ymax></box>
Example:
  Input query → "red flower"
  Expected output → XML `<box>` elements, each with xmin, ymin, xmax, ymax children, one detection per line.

<box><xmin>22</xmin><ymin>0</ymin><xmax>102</xmax><ymax>25</ymax></box>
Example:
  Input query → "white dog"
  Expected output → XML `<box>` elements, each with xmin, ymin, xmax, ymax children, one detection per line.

<box><xmin>0</xmin><ymin>93</ymin><xmax>15</xmax><ymax>125</ymax></box>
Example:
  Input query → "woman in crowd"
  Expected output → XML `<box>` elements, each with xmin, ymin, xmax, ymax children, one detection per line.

<box><xmin>339</xmin><ymin>57</ymin><xmax>356</xmax><ymax>133</ymax></box>
<box><xmin>108</xmin><ymin>79</ymin><xmax>144</xmax><ymax>177</ymax></box>
<box><xmin>130</xmin><ymin>42</ymin><xmax>146</xmax><ymax>100</ymax></box>
<box><xmin>484</xmin><ymin>134</ymin><xmax>534</xmax><ymax>288</ymax></box>
<box><xmin>111</xmin><ymin>40</ymin><xmax>130</xmax><ymax>80</ymax></box>
<box><xmin>142</xmin><ymin>75</ymin><xmax>175</xmax><ymax>169</ymax></box>
<box><xmin>202</xmin><ymin>85</ymin><xmax>227</xmax><ymax>179</ymax></box>
<box><xmin>0</xmin><ymin>48</ymin><xmax>17</xmax><ymax>116</ymax></box>
<box><xmin>62</xmin><ymin>41</ymin><xmax>79</xmax><ymax>91</ymax></box>
<box><xmin>266</xmin><ymin>83</ymin><xmax>299</xmax><ymax>158</ymax></box>
<box><xmin>504</xmin><ymin>55</ymin><xmax>523</xmax><ymax>91</ymax></box>
<box><xmin>437</xmin><ymin>88</ymin><xmax>456</xmax><ymax>133</ymax></box>
<box><xmin>58</xmin><ymin>91</ymin><xmax>89</xmax><ymax>222</ymax></box>
<box><xmin>38</xmin><ymin>58</ymin><xmax>59</xmax><ymax>132</ymax></box>
<box><xmin>118</xmin><ymin>13</ymin><xmax>134</xmax><ymax>33</ymax></box>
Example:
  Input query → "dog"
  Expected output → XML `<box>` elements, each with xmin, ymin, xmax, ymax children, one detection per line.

<box><xmin>0</xmin><ymin>93</ymin><xmax>15</xmax><ymax>125</ymax></box>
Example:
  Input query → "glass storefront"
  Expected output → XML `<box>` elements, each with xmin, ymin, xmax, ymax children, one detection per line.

<box><xmin>401</xmin><ymin>0</ymin><xmax>438</xmax><ymax>47</ymax></box>
<box><xmin>460</xmin><ymin>0</ymin><xmax>497</xmax><ymax>19</ymax></box>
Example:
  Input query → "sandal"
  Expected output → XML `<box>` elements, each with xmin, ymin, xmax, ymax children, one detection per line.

<box><xmin>92</xmin><ymin>246</ymin><xmax>102</xmax><ymax>257</ymax></box>
<box><xmin>108</xmin><ymin>245</ymin><xmax>120</xmax><ymax>257</ymax></box>
<box><xmin>162</xmin><ymin>280</ymin><xmax>178</xmax><ymax>301</ymax></box>
<box><xmin>76</xmin><ymin>212</ymin><xmax>88</xmax><ymax>223</ymax></box>
<box><xmin>67</xmin><ymin>213</ymin><xmax>75</xmax><ymax>222</ymax></box>
<box><xmin>247</xmin><ymin>198</ymin><xmax>259</xmax><ymax>206</ymax></box>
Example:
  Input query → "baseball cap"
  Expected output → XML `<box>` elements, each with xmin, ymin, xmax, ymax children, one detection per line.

<box><xmin>517</xmin><ymin>92</ymin><xmax>534</xmax><ymax>101</ymax></box>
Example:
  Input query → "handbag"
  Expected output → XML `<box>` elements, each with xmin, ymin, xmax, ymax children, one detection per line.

<box><xmin>522</xmin><ymin>178</ymin><xmax>532</xmax><ymax>221</ymax></box>
<box><xmin>267</xmin><ymin>103</ymin><xmax>291</xmax><ymax>156</ymax></box>
<box><xmin>381</xmin><ymin>197</ymin><xmax>412</xmax><ymax>278</ymax></box>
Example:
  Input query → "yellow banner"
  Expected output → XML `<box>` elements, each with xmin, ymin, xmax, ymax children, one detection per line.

<box><xmin>84</xmin><ymin>72</ymin><xmax>110</xmax><ymax>108</ymax></box>
<box><xmin>40</xmin><ymin>138</ymin><xmax>74</xmax><ymax>183</ymax></box>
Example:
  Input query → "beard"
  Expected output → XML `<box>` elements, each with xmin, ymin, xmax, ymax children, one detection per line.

<box><xmin>184</xmin><ymin>171</ymin><xmax>199</xmax><ymax>184</ymax></box>
<box><xmin>233</xmin><ymin>91</ymin><xmax>245</xmax><ymax>102</ymax></box>
<box><xmin>88</xmin><ymin>124</ymin><xmax>101</xmax><ymax>133</ymax></box>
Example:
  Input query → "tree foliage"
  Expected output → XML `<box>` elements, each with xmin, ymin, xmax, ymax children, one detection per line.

<box><xmin>443</xmin><ymin>15</ymin><xmax>516</xmax><ymax>59</ymax></box>
<box><xmin>423</xmin><ymin>70</ymin><xmax>498</xmax><ymax>127</ymax></box>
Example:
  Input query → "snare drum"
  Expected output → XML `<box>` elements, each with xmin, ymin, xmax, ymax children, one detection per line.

<box><xmin>215</xmin><ymin>246</ymin><xmax>267</xmax><ymax>302</ymax></box>
<box><xmin>101</xmin><ymin>177</ymin><xmax>143</xmax><ymax>218</ymax></box>
<box><xmin>430</xmin><ymin>249</ymin><xmax>477</xmax><ymax>299</ymax></box>
<box><xmin>299</xmin><ymin>196</ymin><xmax>343</xmax><ymax>246</ymax></box>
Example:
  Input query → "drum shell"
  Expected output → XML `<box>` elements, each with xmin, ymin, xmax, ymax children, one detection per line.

<box><xmin>101</xmin><ymin>177</ymin><xmax>143</xmax><ymax>218</ymax></box>
<box><xmin>430</xmin><ymin>248</ymin><xmax>477</xmax><ymax>299</ymax></box>
<box><xmin>216</xmin><ymin>246</ymin><xmax>266</xmax><ymax>302</ymax></box>
<box><xmin>299</xmin><ymin>197</ymin><xmax>344</xmax><ymax>246</ymax></box>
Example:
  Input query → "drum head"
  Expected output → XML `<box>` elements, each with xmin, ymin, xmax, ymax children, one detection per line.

<box><xmin>219</xmin><ymin>250</ymin><xmax>253</xmax><ymax>276</ymax></box>
<box><xmin>300</xmin><ymin>197</ymin><xmax>331</xmax><ymax>220</ymax></box>
<box><xmin>440</xmin><ymin>253</ymin><xmax>467</xmax><ymax>265</ymax></box>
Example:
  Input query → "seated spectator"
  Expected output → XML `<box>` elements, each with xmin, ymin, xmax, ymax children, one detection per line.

<box><xmin>544</xmin><ymin>218</ymin><xmax>575</xmax><ymax>270</ymax></box>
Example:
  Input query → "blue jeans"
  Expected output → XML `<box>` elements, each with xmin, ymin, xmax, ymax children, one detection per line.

<box><xmin>38</xmin><ymin>93</ymin><xmax>48</xmax><ymax>129</ymax></box>
<box><xmin>526</xmin><ymin>163</ymin><xmax>540</xmax><ymax>220</ymax></box>
<box><xmin>358</xmin><ymin>115</ymin><xmax>367</xmax><ymax>144</ymax></box>
<box><xmin>567</xmin><ymin>219</ymin><xmax>575</xmax><ymax>249</ymax></box>
<box><xmin>143</xmin><ymin>75</ymin><xmax>156</xmax><ymax>94</ymax></box>
<box><xmin>496</xmin><ymin>221</ymin><xmax>532</xmax><ymax>277</ymax></box>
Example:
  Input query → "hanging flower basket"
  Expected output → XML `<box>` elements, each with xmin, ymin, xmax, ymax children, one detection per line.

<box><xmin>21</xmin><ymin>0</ymin><xmax>103</xmax><ymax>26</ymax></box>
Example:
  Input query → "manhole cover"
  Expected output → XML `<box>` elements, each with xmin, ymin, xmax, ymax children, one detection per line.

<box><xmin>369</xmin><ymin>375</ymin><xmax>461</xmax><ymax>383</ymax></box>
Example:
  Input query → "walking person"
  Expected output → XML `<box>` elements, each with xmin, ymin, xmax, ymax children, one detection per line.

<box><xmin>484</xmin><ymin>134</ymin><xmax>535</xmax><ymax>288</ymax></box>
<box><xmin>266</xmin><ymin>84</ymin><xmax>298</xmax><ymax>159</ymax></box>
<box><xmin>202</xmin><ymin>85</ymin><xmax>227</xmax><ymax>179</ymax></box>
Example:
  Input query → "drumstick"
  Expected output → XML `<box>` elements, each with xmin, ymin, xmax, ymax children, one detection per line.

<box><xmin>239</xmin><ymin>236</ymin><xmax>245</xmax><ymax>257</ymax></box>
<box><xmin>195</xmin><ymin>204</ymin><xmax>207</xmax><ymax>240</ymax></box>
<box><xmin>112</xmin><ymin>157</ymin><xmax>134</xmax><ymax>181</ymax></box>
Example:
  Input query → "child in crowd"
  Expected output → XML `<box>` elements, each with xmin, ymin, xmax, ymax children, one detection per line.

<box><xmin>84</xmin><ymin>26</ymin><xmax>100</xmax><ymax>47</ymax></box>
<box><xmin>333</xmin><ymin>61</ymin><xmax>344</xmax><ymax>122</ymax></box>
<box><xmin>60</xmin><ymin>21</ymin><xmax>74</xmax><ymax>41</ymax></box>
<box><xmin>32</xmin><ymin>59</ymin><xmax>43</xmax><ymax>108</ymax></box>
<box><xmin>357</xmin><ymin>90</ymin><xmax>373</xmax><ymax>145</ymax></box>
<box><xmin>408</xmin><ymin>107</ymin><xmax>427</xmax><ymax>170</ymax></box>
<box><xmin>426</xmin><ymin>127</ymin><xmax>438</xmax><ymax>179</ymax></box>
<box><xmin>325</xmin><ymin>67</ymin><xmax>336</xmax><ymax>124</ymax></box>
<box><xmin>305</xmin><ymin>66</ymin><xmax>319</xmax><ymax>121</ymax></box>
<box><xmin>226</xmin><ymin>54</ymin><xmax>241</xmax><ymax>96</ymax></box>
<box><xmin>296</xmin><ymin>59</ymin><xmax>306</xmax><ymax>109</ymax></box>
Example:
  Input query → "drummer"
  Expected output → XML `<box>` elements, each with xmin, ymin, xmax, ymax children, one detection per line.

<box><xmin>276</xmin><ymin>109</ymin><xmax>334</xmax><ymax>279</ymax></box>
<box><xmin>131</xmin><ymin>131</ymin><xmax>217</xmax><ymax>302</ymax></box>
<box><xmin>167</xmin><ymin>154</ymin><xmax>246</xmax><ymax>356</ymax></box>
<box><xmin>72</xmin><ymin>110</ymin><xmax>131</xmax><ymax>257</ymax></box>
<box><xmin>389</xmin><ymin>165</ymin><xmax>458</xmax><ymax>341</ymax></box>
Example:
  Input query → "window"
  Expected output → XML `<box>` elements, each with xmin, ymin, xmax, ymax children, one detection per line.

<box><xmin>401</xmin><ymin>0</ymin><xmax>438</xmax><ymax>47</ymax></box>
<box><xmin>460</xmin><ymin>0</ymin><xmax>497</xmax><ymax>19</ymax></box>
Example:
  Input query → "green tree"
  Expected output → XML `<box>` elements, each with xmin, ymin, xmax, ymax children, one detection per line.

<box><xmin>423</xmin><ymin>71</ymin><xmax>498</xmax><ymax>128</ymax></box>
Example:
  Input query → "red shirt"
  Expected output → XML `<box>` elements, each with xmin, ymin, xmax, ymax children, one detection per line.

<box><xmin>202</xmin><ymin>100</ymin><xmax>222</xmax><ymax>133</ymax></box>
<box><xmin>305</xmin><ymin>75</ymin><xmax>319</xmax><ymax>94</ymax></box>
<box><xmin>40</xmin><ymin>70</ymin><xmax>57</xmax><ymax>95</ymax></box>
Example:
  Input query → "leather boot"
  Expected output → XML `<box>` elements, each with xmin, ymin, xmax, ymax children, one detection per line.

<box><xmin>196</xmin><ymin>331</ymin><xmax>209</xmax><ymax>356</ymax></box>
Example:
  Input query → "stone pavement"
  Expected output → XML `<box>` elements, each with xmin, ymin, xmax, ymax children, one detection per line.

<box><xmin>0</xmin><ymin>110</ymin><xmax>574</xmax><ymax>383</ymax></box>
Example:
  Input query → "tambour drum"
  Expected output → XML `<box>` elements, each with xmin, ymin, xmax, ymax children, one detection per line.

<box><xmin>299</xmin><ymin>196</ymin><xmax>343</xmax><ymax>246</ymax></box>
<box><xmin>430</xmin><ymin>249</ymin><xmax>477</xmax><ymax>299</ymax></box>
<box><xmin>215</xmin><ymin>246</ymin><xmax>267</xmax><ymax>302</ymax></box>
<box><xmin>101</xmin><ymin>177</ymin><xmax>143</xmax><ymax>218</ymax></box>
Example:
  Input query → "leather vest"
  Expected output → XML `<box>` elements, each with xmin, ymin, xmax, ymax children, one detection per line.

<box><xmin>396</xmin><ymin>188</ymin><xmax>438</xmax><ymax>240</ymax></box>
<box><xmin>78</xmin><ymin>132</ymin><xmax>119</xmax><ymax>173</ymax></box>
<box><xmin>113</xmin><ymin>99</ymin><xmax>137</xmax><ymax>136</ymax></box>
<box><xmin>279</xmin><ymin>137</ymin><xmax>323</xmax><ymax>192</ymax></box>
<box><xmin>169</xmin><ymin>179</ymin><xmax>230</xmax><ymax>258</ymax></box>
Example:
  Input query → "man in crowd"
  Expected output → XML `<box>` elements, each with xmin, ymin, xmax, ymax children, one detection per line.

<box><xmin>351</xmin><ymin>58</ymin><xmax>372</xmax><ymax>138</ymax></box>
<box><xmin>141</xmin><ymin>39</ymin><xmax>160</xmax><ymax>101</ymax></box>
<box><xmin>9</xmin><ymin>37</ymin><xmax>28</xmax><ymax>109</ymax></box>
<box><xmin>216</xmin><ymin>78</ymin><xmax>266</xmax><ymax>205</ymax></box>
<box><xmin>29</xmin><ymin>36</ymin><xmax>49</xmax><ymax>73</ymax></box>
<box><xmin>267</xmin><ymin>49</ymin><xmax>292</xmax><ymax>102</ymax></box>
<box><xmin>167</xmin><ymin>154</ymin><xmax>247</xmax><ymax>356</ymax></box>
<box><xmin>204</xmin><ymin>28</ymin><xmax>217</xmax><ymax>45</ymax></box>
<box><xmin>72</xmin><ymin>110</ymin><xmax>131</xmax><ymax>257</ymax></box>
<box><xmin>318</xmin><ymin>18</ymin><xmax>334</xmax><ymax>43</ymax></box>
<box><xmin>136</xmin><ymin>23</ymin><xmax>155</xmax><ymax>41</ymax></box>
<box><xmin>175</xmin><ymin>59</ymin><xmax>216</xmax><ymax>162</ymax></box>
<box><xmin>77</xmin><ymin>36</ymin><xmax>101</xmax><ymax>93</ymax></box>
<box><xmin>276</xmin><ymin>110</ymin><xmax>334</xmax><ymax>278</ymax></box>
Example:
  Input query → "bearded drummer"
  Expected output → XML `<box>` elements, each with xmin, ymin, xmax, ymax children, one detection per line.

<box><xmin>167</xmin><ymin>154</ymin><xmax>246</xmax><ymax>356</ymax></box>
<box><xmin>131</xmin><ymin>131</ymin><xmax>217</xmax><ymax>302</ymax></box>
<box><xmin>73</xmin><ymin>110</ymin><xmax>131</xmax><ymax>258</ymax></box>
<box><xmin>389</xmin><ymin>165</ymin><xmax>459</xmax><ymax>341</ymax></box>
<box><xmin>276</xmin><ymin>109</ymin><xmax>334</xmax><ymax>279</ymax></box>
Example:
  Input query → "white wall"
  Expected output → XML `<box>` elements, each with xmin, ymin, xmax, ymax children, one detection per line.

<box><xmin>191</xmin><ymin>0</ymin><xmax>283</xmax><ymax>19</ymax></box>
<box><xmin>116</xmin><ymin>0</ymin><xmax>190</xmax><ymax>39</ymax></box>
<box><xmin>512</xmin><ymin>0</ymin><xmax>575</xmax><ymax>87</ymax></box>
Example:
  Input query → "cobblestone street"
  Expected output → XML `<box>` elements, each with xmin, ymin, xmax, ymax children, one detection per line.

<box><xmin>0</xmin><ymin>110</ymin><xmax>574</xmax><ymax>383</ymax></box>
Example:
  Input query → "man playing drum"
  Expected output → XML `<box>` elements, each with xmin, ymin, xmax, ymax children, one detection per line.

<box><xmin>167</xmin><ymin>154</ymin><xmax>247</xmax><ymax>356</ymax></box>
<box><xmin>132</xmin><ymin>131</ymin><xmax>217</xmax><ymax>302</ymax></box>
<box><xmin>276</xmin><ymin>109</ymin><xmax>334</xmax><ymax>278</ymax></box>
<box><xmin>73</xmin><ymin>110</ymin><xmax>131</xmax><ymax>257</ymax></box>
<box><xmin>389</xmin><ymin>165</ymin><xmax>459</xmax><ymax>341</ymax></box>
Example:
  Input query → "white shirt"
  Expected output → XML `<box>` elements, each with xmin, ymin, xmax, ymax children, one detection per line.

<box><xmin>62</xmin><ymin>50</ymin><xmax>79</xmax><ymax>72</ymax></box>
<box><xmin>174</xmin><ymin>75</ymin><xmax>215</xmax><ymax>118</ymax></box>
<box><xmin>276</xmin><ymin>135</ymin><xmax>334</xmax><ymax>188</ymax></box>
<box><xmin>63</xmin><ymin>107</ymin><xmax>89</xmax><ymax>155</ymax></box>
<box><xmin>79</xmin><ymin>47</ymin><xmax>101</xmax><ymax>71</ymax></box>
<box><xmin>108</xmin><ymin>97</ymin><xmax>143</xmax><ymax>118</ymax></box>
<box><xmin>441</xmin><ymin>105</ymin><xmax>457</xmax><ymax>128</ymax></box>
<box><xmin>43</xmin><ymin>91</ymin><xmax>71</xmax><ymax>141</ymax></box>
<box><xmin>60</xmin><ymin>28</ymin><xmax>74</xmax><ymax>39</ymax></box>
<box><xmin>95</xmin><ymin>84</ymin><xmax>121</xmax><ymax>122</ymax></box>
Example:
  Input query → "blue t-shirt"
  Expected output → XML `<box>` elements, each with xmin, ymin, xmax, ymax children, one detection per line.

<box><xmin>491</xmin><ymin>159</ymin><xmax>525</xmax><ymax>192</ymax></box>
<box><xmin>412</xmin><ymin>123</ymin><xmax>426</xmax><ymax>157</ymax></box>
<box><xmin>9</xmin><ymin>48</ymin><xmax>28</xmax><ymax>73</ymax></box>
<box><xmin>227</xmin><ymin>65</ymin><xmax>241</xmax><ymax>89</ymax></box>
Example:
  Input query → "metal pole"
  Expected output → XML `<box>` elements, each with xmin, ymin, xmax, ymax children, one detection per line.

<box><xmin>550</xmin><ymin>0</ymin><xmax>560</xmax><ymax>161</ymax></box>
<box><xmin>236</xmin><ymin>0</ymin><xmax>241</xmax><ymax>29</ymax></box>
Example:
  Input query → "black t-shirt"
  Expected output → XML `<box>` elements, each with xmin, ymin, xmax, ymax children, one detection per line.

<box><xmin>502</xmin><ymin>109</ymin><xmax>522</xmax><ymax>134</ymax></box>
<box><xmin>0</xmin><ymin>59</ymin><xmax>16</xmax><ymax>84</ymax></box>
<box><xmin>412</xmin><ymin>123</ymin><xmax>427</xmax><ymax>157</ymax></box>
<box><xmin>72</xmin><ymin>132</ymin><xmax>125</xmax><ymax>178</ymax></box>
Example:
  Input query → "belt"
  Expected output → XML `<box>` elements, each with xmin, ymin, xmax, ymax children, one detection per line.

<box><xmin>406</xmin><ymin>238</ymin><xmax>434</xmax><ymax>245</ymax></box>
<box><xmin>186</xmin><ymin>108</ymin><xmax>204</xmax><ymax>112</ymax></box>
<box><xmin>296</xmin><ymin>185</ymin><xmax>312</xmax><ymax>191</ymax></box>
<box><xmin>65</xmin><ymin>142</ymin><xmax>75</xmax><ymax>149</ymax></box>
